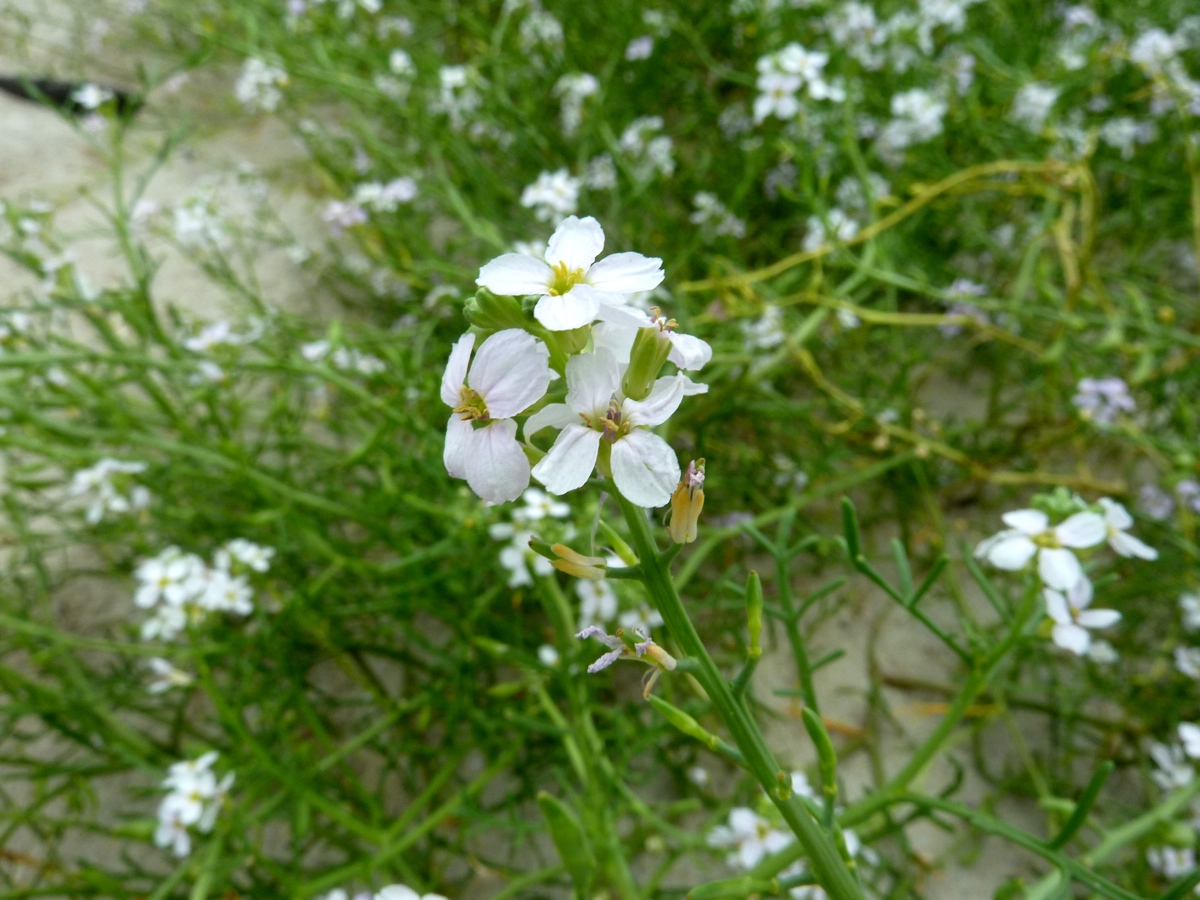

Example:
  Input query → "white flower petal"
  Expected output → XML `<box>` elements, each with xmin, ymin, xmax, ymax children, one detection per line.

<box><xmin>1109</xmin><ymin>530</ymin><xmax>1158</xmax><ymax>560</ymax></box>
<box><xmin>476</xmin><ymin>253</ymin><xmax>553</xmax><ymax>295</ymax></box>
<box><xmin>1077</xmin><ymin>608</ymin><xmax>1121</xmax><ymax>629</ymax></box>
<box><xmin>1178</xmin><ymin>723</ymin><xmax>1200</xmax><ymax>758</ymax></box>
<box><xmin>1066</xmin><ymin>575</ymin><xmax>1094</xmax><ymax>610</ymax></box>
<box><xmin>1001</xmin><ymin>509</ymin><xmax>1049</xmax><ymax>535</ymax></box>
<box><xmin>1052</xmin><ymin>622</ymin><xmax>1090</xmax><ymax>655</ymax></box>
<box><xmin>532</xmin><ymin>424</ymin><xmax>602</xmax><ymax>495</ymax></box>
<box><xmin>1055</xmin><ymin>511</ymin><xmax>1107</xmax><ymax>548</ymax></box>
<box><xmin>444</xmin><ymin>414</ymin><xmax>472</xmax><ymax>479</ymax></box>
<box><xmin>545</xmin><ymin>215</ymin><xmax>605</xmax><ymax>271</ymax></box>
<box><xmin>585</xmin><ymin>251</ymin><xmax>665</xmax><ymax>293</ymax></box>
<box><xmin>523</xmin><ymin>403</ymin><xmax>576</xmax><ymax>439</ymax></box>
<box><xmin>1099</xmin><ymin>497</ymin><xmax>1133</xmax><ymax>530</ymax></box>
<box><xmin>623</xmin><ymin>375</ymin><xmax>685</xmax><ymax>427</ymax></box>
<box><xmin>376</xmin><ymin>888</ymin><xmax>422</xmax><ymax>900</ymax></box>
<box><xmin>592</xmin><ymin>320</ymin><xmax>643</xmax><ymax>364</ymax></box>
<box><xmin>1043</xmin><ymin>588</ymin><xmax>1071</xmax><ymax>624</ymax></box>
<box><xmin>981</xmin><ymin>531</ymin><xmax>1037</xmax><ymax>570</ymax></box>
<box><xmin>467</xmin><ymin>329</ymin><xmax>552</xmax><ymax>418</ymax></box>
<box><xmin>533</xmin><ymin>287</ymin><xmax>602</xmax><ymax>331</ymax></box>
<box><xmin>440</xmin><ymin>333</ymin><xmax>475</xmax><ymax>406</ymax></box>
<box><xmin>611</xmin><ymin>429</ymin><xmax>679</xmax><ymax>508</ymax></box>
<box><xmin>461</xmin><ymin>419</ymin><xmax>530</xmax><ymax>504</ymax></box>
<box><xmin>1038</xmin><ymin>547</ymin><xmax>1084</xmax><ymax>590</ymax></box>
<box><xmin>667</xmin><ymin>332</ymin><xmax>713</xmax><ymax>371</ymax></box>
<box><xmin>565</xmin><ymin>349</ymin><xmax>621</xmax><ymax>417</ymax></box>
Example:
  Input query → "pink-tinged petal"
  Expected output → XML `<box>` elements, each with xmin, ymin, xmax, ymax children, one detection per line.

<box><xmin>476</xmin><ymin>253</ymin><xmax>553</xmax><ymax>295</ymax></box>
<box><xmin>585</xmin><ymin>251</ymin><xmax>665</xmax><ymax>293</ymax></box>
<box><xmin>546</xmin><ymin>215</ymin><xmax>605</xmax><ymax>271</ymax></box>
<box><xmin>467</xmin><ymin>329</ymin><xmax>552</xmax><ymax>418</ymax></box>
<box><xmin>1109</xmin><ymin>530</ymin><xmax>1158</xmax><ymax>560</ymax></box>
<box><xmin>1001</xmin><ymin>509</ymin><xmax>1049</xmax><ymax>535</ymax></box>
<box><xmin>531</xmin><ymin>424</ymin><xmax>602</xmax><ymax>495</ymax></box>
<box><xmin>565</xmin><ymin>349</ymin><xmax>621</xmax><ymax>417</ymax></box>
<box><xmin>981</xmin><ymin>531</ymin><xmax>1037</xmax><ymax>570</ymax></box>
<box><xmin>1038</xmin><ymin>547</ymin><xmax>1084</xmax><ymax>591</ymax></box>
<box><xmin>611</xmin><ymin>430</ymin><xmax>679</xmax><ymax>508</ymax></box>
<box><xmin>1077</xmin><ymin>608</ymin><xmax>1121</xmax><ymax>629</ymax></box>
<box><xmin>444</xmin><ymin>414</ymin><xmax>472</xmax><ymax>479</ymax></box>
<box><xmin>623</xmin><ymin>375</ymin><xmax>685</xmax><ymax>427</ymax></box>
<box><xmin>1052</xmin><ymin>622</ymin><xmax>1090</xmax><ymax>655</ymax></box>
<box><xmin>440</xmin><ymin>332</ymin><xmax>475</xmax><ymax>406</ymax></box>
<box><xmin>1055</xmin><ymin>511</ymin><xmax>1107</xmax><ymax>548</ymax></box>
<box><xmin>592</xmin><ymin>320</ymin><xmax>643</xmax><ymax>364</ymax></box>
<box><xmin>533</xmin><ymin>287</ymin><xmax>601</xmax><ymax>331</ymax></box>
<box><xmin>1099</xmin><ymin>497</ymin><xmax>1133</xmax><ymax>530</ymax></box>
<box><xmin>523</xmin><ymin>403</ymin><xmax>576</xmax><ymax>439</ymax></box>
<box><xmin>461</xmin><ymin>419</ymin><xmax>530</xmax><ymax>504</ymax></box>
<box><xmin>1043</xmin><ymin>588</ymin><xmax>1071</xmax><ymax>625</ymax></box>
<box><xmin>667</xmin><ymin>332</ymin><xmax>713</xmax><ymax>370</ymax></box>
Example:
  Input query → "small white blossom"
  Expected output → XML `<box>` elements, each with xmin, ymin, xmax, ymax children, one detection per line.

<box><xmin>147</xmin><ymin>658</ymin><xmax>194</xmax><ymax>694</ymax></box>
<box><xmin>72</xmin><ymin>83</ymin><xmax>114</xmax><ymax>110</ymax></box>
<box><xmin>1043</xmin><ymin>579</ymin><xmax>1120</xmax><ymax>656</ymax></box>
<box><xmin>690</xmin><ymin>193</ymin><xmax>747</xmax><ymax>241</ymax></box>
<box><xmin>577</xmin><ymin>579</ymin><xmax>618</xmax><ymax>629</ymax></box>
<box><xmin>1150</xmin><ymin>742</ymin><xmax>1195</xmax><ymax>791</ymax></box>
<box><xmin>374</xmin><ymin>885</ymin><xmax>449</xmax><ymax>900</ymax></box>
<box><xmin>708</xmin><ymin>807</ymin><xmax>790</xmax><ymax>870</ymax></box>
<box><xmin>974</xmin><ymin>508</ymin><xmax>1106</xmax><ymax>590</ymax></box>
<box><xmin>626</xmin><ymin>36</ymin><xmax>654</xmax><ymax>60</ymax></box>
<box><xmin>1072</xmin><ymin>377</ymin><xmax>1135</xmax><ymax>425</ymax></box>
<box><xmin>553</xmin><ymin>73</ymin><xmax>599</xmax><ymax>138</ymax></box>
<box><xmin>1181</xmin><ymin>593</ymin><xmax>1200</xmax><ymax>631</ymax></box>
<box><xmin>1176</xmin><ymin>646</ymin><xmax>1200</xmax><ymax>679</ymax></box>
<box><xmin>442</xmin><ymin>330</ymin><xmax>553</xmax><ymax>504</ymax></box>
<box><xmin>537</xmin><ymin>644</ymin><xmax>560</xmax><ymax>667</ymax></box>
<box><xmin>234</xmin><ymin>58</ymin><xmax>289</xmax><ymax>112</ymax></box>
<box><xmin>1011</xmin><ymin>82</ymin><xmax>1059</xmax><ymax>132</ymax></box>
<box><xmin>520</xmin><ymin>169</ymin><xmax>581</xmax><ymax>223</ymax></box>
<box><xmin>69</xmin><ymin>458</ymin><xmax>150</xmax><ymax>525</ymax></box>
<box><xmin>1148</xmin><ymin>846</ymin><xmax>1196</xmax><ymax>880</ymax></box>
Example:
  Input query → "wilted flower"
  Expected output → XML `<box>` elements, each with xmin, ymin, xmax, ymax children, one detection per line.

<box><xmin>576</xmin><ymin>624</ymin><xmax>676</xmax><ymax>696</ymax></box>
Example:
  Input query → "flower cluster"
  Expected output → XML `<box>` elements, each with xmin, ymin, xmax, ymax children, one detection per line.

<box><xmin>1072</xmin><ymin>377</ymin><xmax>1135</xmax><ymax>425</ymax></box>
<box><xmin>234</xmin><ymin>58</ymin><xmax>289</xmax><ymax>112</ymax></box>
<box><xmin>135</xmin><ymin>540</ymin><xmax>275</xmax><ymax>641</ymax></box>
<box><xmin>754</xmin><ymin>43</ymin><xmax>843</xmax><ymax>124</ymax></box>
<box><xmin>68</xmin><ymin>458</ymin><xmax>151</xmax><ymax>525</ymax></box>
<box><xmin>301</xmin><ymin>339</ymin><xmax>387</xmax><ymax>375</ymax></box>
<box><xmin>975</xmin><ymin>495</ymin><xmax>1156</xmax><ymax>657</ymax></box>
<box><xmin>155</xmin><ymin>752</ymin><xmax>234</xmax><ymax>857</ymax></box>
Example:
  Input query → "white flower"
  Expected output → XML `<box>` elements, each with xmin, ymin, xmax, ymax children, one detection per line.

<box><xmin>222</xmin><ymin>538</ymin><xmax>276</xmax><ymax>572</ymax></box>
<box><xmin>388</xmin><ymin>49</ymin><xmax>415</xmax><ymax>77</ymax></box>
<box><xmin>1043</xmin><ymin>579</ymin><xmax>1120</xmax><ymax>656</ymax></box>
<box><xmin>707</xmin><ymin>807</ymin><xmax>791</xmax><ymax>870</ymax></box>
<box><xmin>803</xmin><ymin>208</ymin><xmax>858</xmax><ymax>252</ymax></box>
<box><xmin>1148</xmin><ymin>846</ymin><xmax>1197</xmax><ymax>880</ymax></box>
<box><xmin>441</xmin><ymin>329</ymin><xmax>553</xmax><ymax>504</ymax></box>
<box><xmin>234</xmin><ymin>58</ymin><xmax>289</xmax><ymax>112</ymax></box>
<box><xmin>1072</xmin><ymin>377</ymin><xmax>1134</xmax><ymax>424</ymax></box>
<box><xmin>577</xmin><ymin>579</ymin><xmax>618</xmax><ymax>629</ymax></box>
<box><xmin>198</xmin><ymin>570</ymin><xmax>254</xmax><ymax>614</ymax></box>
<box><xmin>134</xmin><ymin>547</ymin><xmax>206</xmax><ymax>608</ymax></box>
<box><xmin>512</xmin><ymin>487</ymin><xmax>570</xmax><ymax>523</ymax></box>
<box><xmin>690</xmin><ymin>193</ymin><xmax>746</xmax><ymax>241</ymax></box>
<box><xmin>1181</xmin><ymin>593</ymin><xmax>1200</xmax><ymax>631</ymax></box>
<box><xmin>375</xmin><ymin>886</ymin><xmax>449</xmax><ymax>900</ymax></box>
<box><xmin>537</xmin><ymin>644</ymin><xmax>560</xmax><ymax>666</ymax></box>
<box><xmin>69</xmin><ymin>458</ymin><xmax>150</xmax><ymax>524</ymax></box>
<box><xmin>742</xmin><ymin>305</ymin><xmax>785</xmax><ymax>350</ymax></box>
<box><xmin>618</xmin><ymin>604</ymin><xmax>663</xmax><ymax>633</ymax></box>
<box><xmin>1085</xmin><ymin>639</ymin><xmax>1118</xmax><ymax>664</ymax></box>
<box><xmin>529</xmin><ymin>350</ymin><xmax>684</xmax><ymax>507</ymax></box>
<box><xmin>147</xmin><ymin>657</ymin><xmax>194</xmax><ymax>694</ymax></box>
<box><xmin>753</xmin><ymin>71</ymin><xmax>802</xmax><ymax>123</ymax></box>
<box><xmin>1175</xmin><ymin>646</ymin><xmax>1200</xmax><ymax>679</ymax></box>
<box><xmin>974</xmin><ymin>508</ymin><xmax>1106</xmax><ymax>590</ymax></box>
<box><xmin>154</xmin><ymin>806</ymin><xmax>191</xmax><ymax>857</ymax></box>
<box><xmin>553</xmin><ymin>73</ymin><xmax>599</xmax><ymax>137</ymax></box>
<box><xmin>520</xmin><ymin>169</ymin><xmax>581</xmax><ymax>223</ymax></box>
<box><xmin>1150</xmin><ymin>742</ymin><xmax>1195</xmax><ymax>791</ymax></box>
<box><xmin>477</xmin><ymin>216</ymin><xmax>664</xmax><ymax>332</ymax></box>
<box><xmin>1130</xmin><ymin>28</ymin><xmax>1181</xmax><ymax>75</ymax></box>
<box><xmin>71</xmin><ymin>83</ymin><xmax>113</xmax><ymax>110</ymax></box>
<box><xmin>1179</xmin><ymin>723</ymin><xmax>1200</xmax><ymax>759</ymax></box>
<box><xmin>353</xmin><ymin>178</ymin><xmax>418</xmax><ymax>212</ymax></box>
<box><xmin>1097</xmin><ymin>498</ymin><xmax>1157</xmax><ymax>560</ymax></box>
<box><xmin>1011</xmin><ymin>82</ymin><xmax>1059</xmax><ymax>132</ymax></box>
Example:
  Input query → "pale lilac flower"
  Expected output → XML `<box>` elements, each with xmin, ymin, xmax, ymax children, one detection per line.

<box><xmin>1097</xmin><ymin>498</ymin><xmax>1157</xmax><ymax>560</ymax></box>
<box><xmin>1044</xmin><ymin>579</ymin><xmax>1120</xmax><ymax>656</ymax></box>
<box><xmin>625</xmin><ymin>36</ymin><xmax>654</xmax><ymax>60</ymax></box>
<box><xmin>1177</xmin><ymin>480</ymin><xmax>1200</xmax><ymax>513</ymax></box>
<box><xmin>1072</xmin><ymin>377</ymin><xmax>1135</xmax><ymax>424</ymax></box>
<box><xmin>1140</xmin><ymin>484</ymin><xmax>1175</xmax><ymax>521</ymax></box>
<box><xmin>529</xmin><ymin>350</ymin><xmax>684</xmax><ymax>507</ymax></box>
<box><xmin>974</xmin><ymin>508</ymin><xmax>1106</xmax><ymax>590</ymax></box>
<box><xmin>323</xmin><ymin>200</ymin><xmax>368</xmax><ymax>235</ymax></box>
<box><xmin>707</xmin><ymin>807</ymin><xmax>791</xmax><ymax>869</ymax></box>
<box><xmin>477</xmin><ymin>216</ymin><xmax>663</xmax><ymax>331</ymax></box>
<box><xmin>441</xmin><ymin>330</ymin><xmax>553</xmax><ymax>504</ymax></box>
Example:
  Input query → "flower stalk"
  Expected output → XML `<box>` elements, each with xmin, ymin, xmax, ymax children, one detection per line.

<box><xmin>614</xmin><ymin>490</ymin><xmax>864</xmax><ymax>900</ymax></box>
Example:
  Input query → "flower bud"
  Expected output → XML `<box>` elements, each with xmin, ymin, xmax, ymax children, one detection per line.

<box><xmin>745</xmin><ymin>570</ymin><xmax>763</xmax><ymax>660</ymax></box>
<box><xmin>621</xmin><ymin>323</ymin><xmax>672</xmax><ymax>401</ymax></box>
<box><xmin>669</xmin><ymin>459</ymin><xmax>706</xmax><ymax>544</ymax></box>
<box><xmin>549</xmin><ymin>543</ymin><xmax>607</xmax><ymax>580</ymax></box>
<box><xmin>463</xmin><ymin>288</ymin><xmax>528</xmax><ymax>334</ymax></box>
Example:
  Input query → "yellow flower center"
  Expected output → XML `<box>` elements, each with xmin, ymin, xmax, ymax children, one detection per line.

<box><xmin>453</xmin><ymin>386</ymin><xmax>489</xmax><ymax>421</ymax></box>
<box><xmin>548</xmin><ymin>260</ymin><xmax>586</xmax><ymax>296</ymax></box>
<box><xmin>1033</xmin><ymin>530</ymin><xmax>1061</xmax><ymax>549</ymax></box>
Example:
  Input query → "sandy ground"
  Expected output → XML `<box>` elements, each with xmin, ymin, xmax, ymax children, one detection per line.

<box><xmin>0</xmin><ymin>3</ymin><xmax>1057</xmax><ymax>898</ymax></box>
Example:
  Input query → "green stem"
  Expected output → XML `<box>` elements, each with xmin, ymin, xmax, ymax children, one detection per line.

<box><xmin>615</xmin><ymin>493</ymin><xmax>862</xmax><ymax>900</ymax></box>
